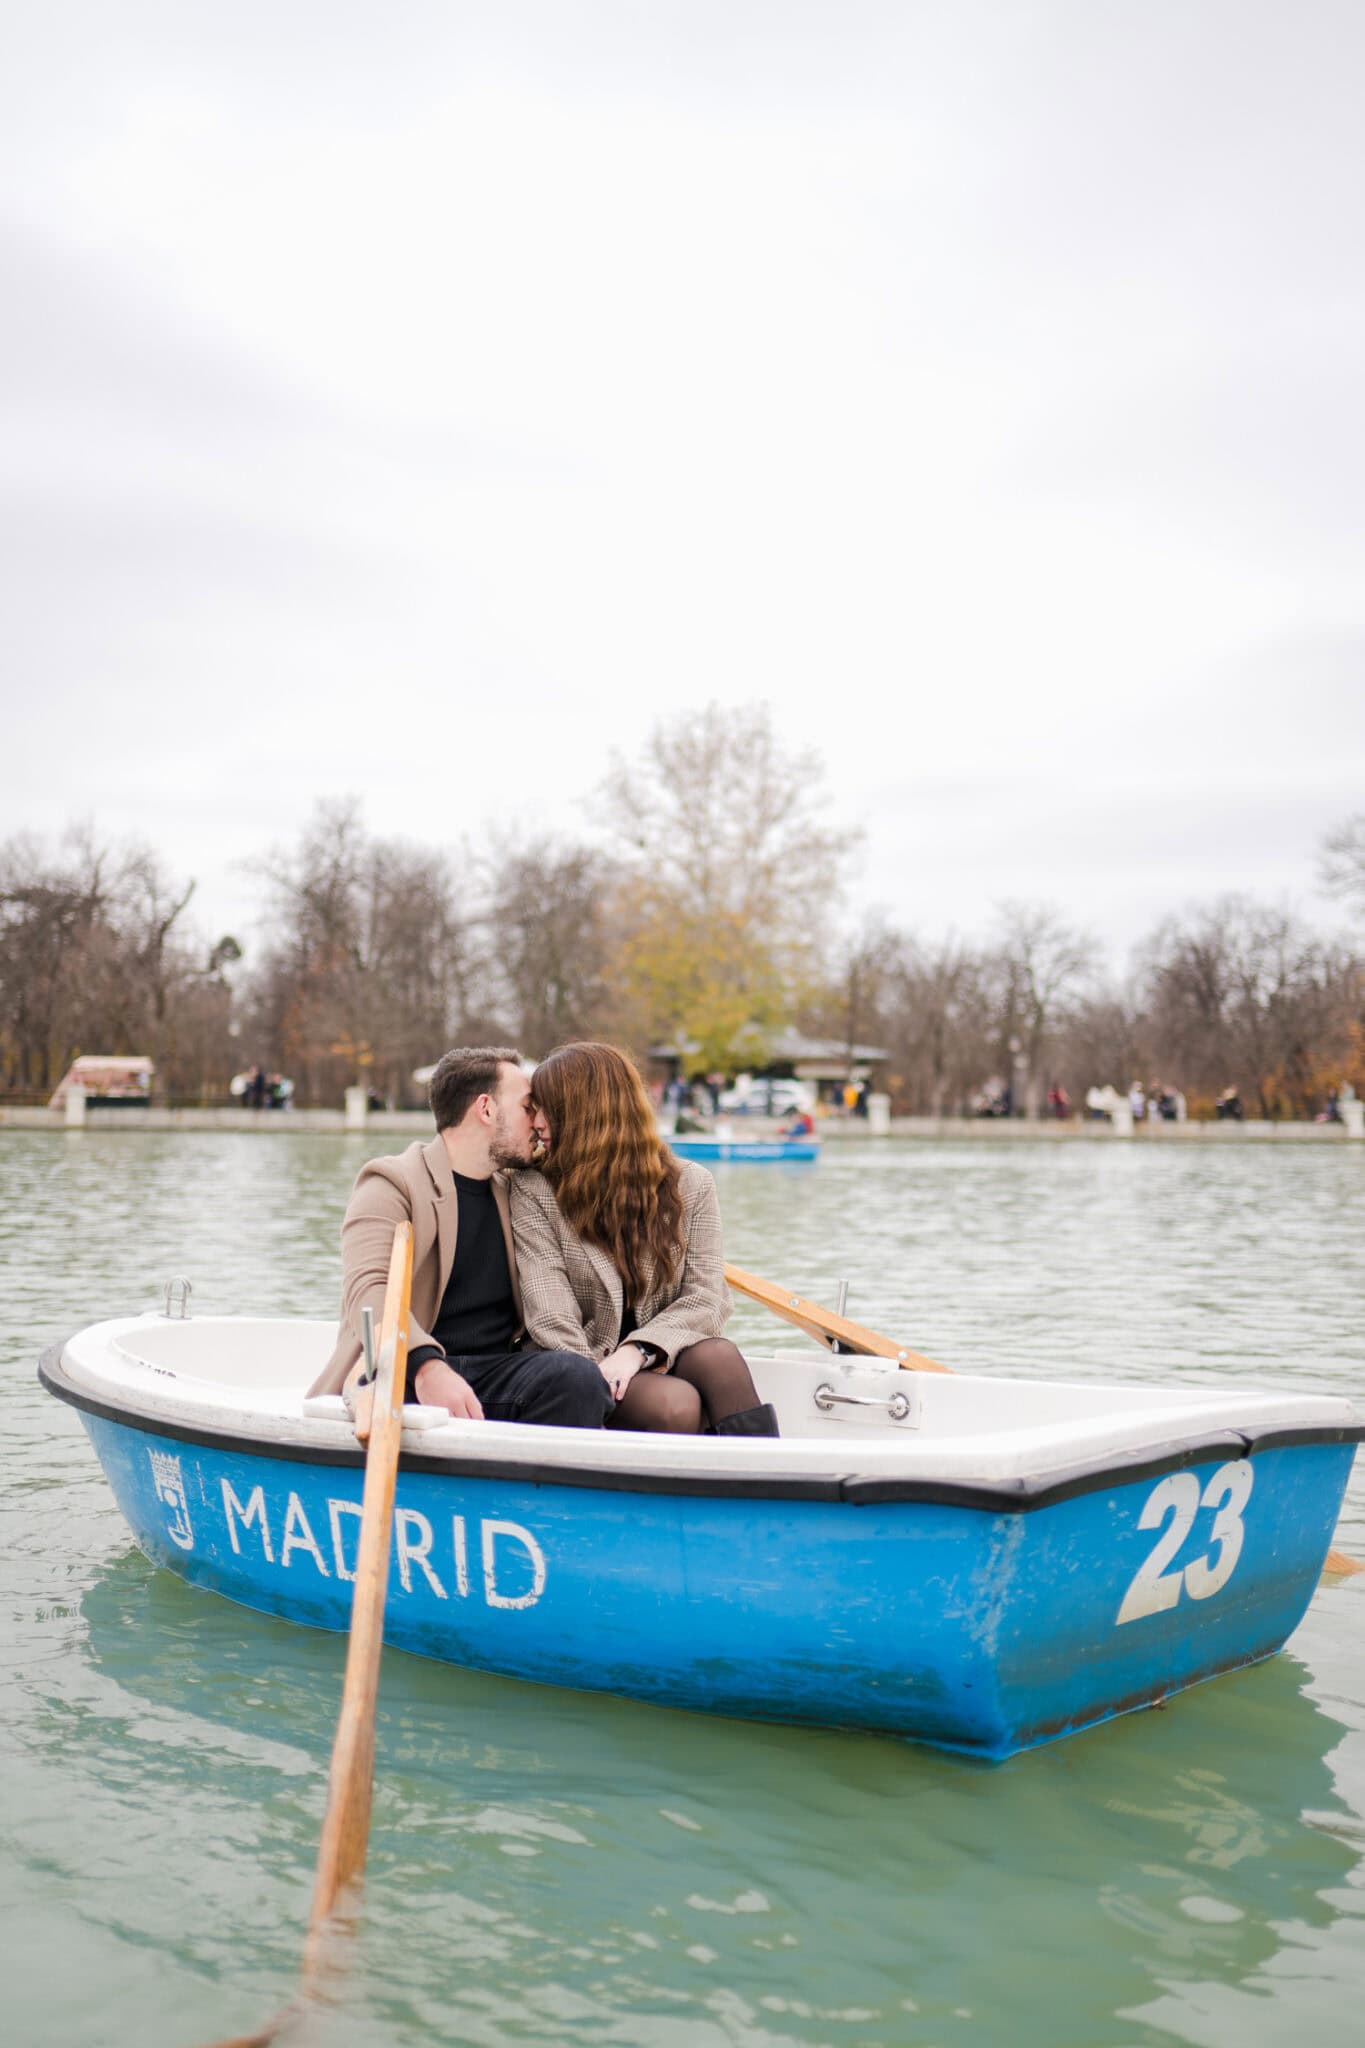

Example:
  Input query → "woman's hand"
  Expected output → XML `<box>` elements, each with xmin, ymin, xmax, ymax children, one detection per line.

<box><xmin>599</xmin><ymin>1344</ymin><xmax>649</xmax><ymax>1403</ymax></box>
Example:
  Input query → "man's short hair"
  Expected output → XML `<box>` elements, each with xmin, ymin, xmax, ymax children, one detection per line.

<box><xmin>428</xmin><ymin>1046</ymin><xmax>523</xmax><ymax>1131</ymax></box>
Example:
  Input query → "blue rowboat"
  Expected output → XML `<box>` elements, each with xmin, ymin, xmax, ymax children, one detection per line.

<box><xmin>39</xmin><ymin>1317</ymin><xmax>1360</xmax><ymax>1759</ymax></box>
<box><xmin>668</xmin><ymin>1138</ymin><xmax>820</xmax><ymax>1162</ymax></box>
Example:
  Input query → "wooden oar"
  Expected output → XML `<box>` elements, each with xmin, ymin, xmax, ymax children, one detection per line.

<box><xmin>304</xmin><ymin>1218</ymin><xmax>413</xmax><ymax>1947</ymax></box>
<box><xmin>724</xmin><ymin>1261</ymin><xmax>1363</xmax><ymax>1578</ymax></box>
<box><xmin>723</xmin><ymin>1262</ymin><xmax>952</xmax><ymax>1372</ymax></box>
<box><xmin>205</xmin><ymin>1221</ymin><xmax>415</xmax><ymax>2047</ymax></box>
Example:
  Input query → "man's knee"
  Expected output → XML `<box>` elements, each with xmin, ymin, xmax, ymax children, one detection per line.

<box><xmin>520</xmin><ymin>1348</ymin><xmax>612</xmax><ymax>1428</ymax></box>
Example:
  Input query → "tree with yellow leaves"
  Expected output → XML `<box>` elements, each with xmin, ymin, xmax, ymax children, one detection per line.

<box><xmin>601</xmin><ymin>703</ymin><xmax>854</xmax><ymax>1073</ymax></box>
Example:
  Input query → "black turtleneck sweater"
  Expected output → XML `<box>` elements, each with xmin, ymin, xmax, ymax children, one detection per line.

<box><xmin>404</xmin><ymin>1171</ymin><xmax>518</xmax><ymax>1391</ymax></box>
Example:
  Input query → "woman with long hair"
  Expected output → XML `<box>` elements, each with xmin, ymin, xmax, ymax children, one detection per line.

<box><xmin>509</xmin><ymin>1043</ymin><xmax>779</xmax><ymax>1436</ymax></box>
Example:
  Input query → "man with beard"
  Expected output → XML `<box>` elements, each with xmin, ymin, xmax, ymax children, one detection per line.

<box><xmin>309</xmin><ymin>1045</ymin><xmax>612</xmax><ymax>1437</ymax></box>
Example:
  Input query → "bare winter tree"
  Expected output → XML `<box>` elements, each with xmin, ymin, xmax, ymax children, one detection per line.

<box><xmin>895</xmin><ymin>936</ymin><xmax>998</xmax><ymax>1115</ymax></box>
<box><xmin>838</xmin><ymin>916</ymin><xmax>904</xmax><ymax>1071</ymax></box>
<box><xmin>1052</xmin><ymin>988</ymin><xmax>1152</xmax><ymax>1107</ymax></box>
<box><xmin>484</xmin><ymin>835</ymin><xmax>624</xmax><ymax>1058</ymax></box>
<box><xmin>1141</xmin><ymin>897</ymin><xmax>1360</xmax><ymax>1117</ymax></box>
<box><xmin>246</xmin><ymin>799</ymin><xmax>486</xmax><ymax>1105</ymax></box>
<box><xmin>987</xmin><ymin>903</ymin><xmax>1097</xmax><ymax>1116</ymax></box>
<box><xmin>0</xmin><ymin>829</ymin><xmax>107</xmax><ymax>1092</ymax></box>
<box><xmin>1320</xmin><ymin>814</ymin><xmax>1365</xmax><ymax>920</ymax></box>
<box><xmin>0</xmin><ymin>826</ymin><xmax>226</xmax><ymax>1098</ymax></box>
<box><xmin>800</xmin><ymin>926</ymin><xmax>998</xmax><ymax>1116</ymax></box>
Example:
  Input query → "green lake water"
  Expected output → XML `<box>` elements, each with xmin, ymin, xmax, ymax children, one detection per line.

<box><xmin>3</xmin><ymin>1132</ymin><xmax>1363</xmax><ymax>2047</ymax></box>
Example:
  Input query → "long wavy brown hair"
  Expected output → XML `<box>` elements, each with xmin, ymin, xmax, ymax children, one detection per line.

<box><xmin>530</xmin><ymin>1043</ymin><xmax>685</xmax><ymax>1304</ymax></box>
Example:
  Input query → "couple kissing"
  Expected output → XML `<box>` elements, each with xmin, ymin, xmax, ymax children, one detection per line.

<box><xmin>309</xmin><ymin>1043</ymin><xmax>778</xmax><ymax>1440</ymax></box>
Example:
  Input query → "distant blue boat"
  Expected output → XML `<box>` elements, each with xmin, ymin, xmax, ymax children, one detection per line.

<box><xmin>39</xmin><ymin>1316</ymin><xmax>1361</xmax><ymax>1759</ymax></box>
<box><xmin>669</xmin><ymin>1137</ymin><xmax>820</xmax><ymax>1162</ymax></box>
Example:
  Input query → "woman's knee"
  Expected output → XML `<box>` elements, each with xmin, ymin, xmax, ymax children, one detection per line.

<box><xmin>675</xmin><ymin>1338</ymin><xmax>749</xmax><ymax>1377</ymax></box>
<box><xmin>611</xmin><ymin>1374</ymin><xmax>702</xmax><ymax>1433</ymax></box>
<box><xmin>671</xmin><ymin>1338</ymin><xmax>760</xmax><ymax>1423</ymax></box>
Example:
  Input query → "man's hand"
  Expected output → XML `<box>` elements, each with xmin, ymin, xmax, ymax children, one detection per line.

<box><xmin>412</xmin><ymin>1358</ymin><xmax>484</xmax><ymax>1422</ymax></box>
<box><xmin>346</xmin><ymin>1358</ymin><xmax>484</xmax><ymax>1443</ymax></box>
<box><xmin>598</xmin><ymin>1344</ymin><xmax>648</xmax><ymax>1403</ymax></box>
<box><xmin>349</xmin><ymin>1375</ymin><xmax>377</xmax><ymax>1444</ymax></box>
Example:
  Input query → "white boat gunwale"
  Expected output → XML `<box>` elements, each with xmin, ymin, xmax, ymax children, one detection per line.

<box><xmin>39</xmin><ymin>1326</ymin><xmax>1365</xmax><ymax>1516</ymax></box>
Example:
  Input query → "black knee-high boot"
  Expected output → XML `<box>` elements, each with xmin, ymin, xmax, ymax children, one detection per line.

<box><xmin>714</xmin><ymin>1402</ymin><xmax>780</xmax><ymax>1438</ymax></box>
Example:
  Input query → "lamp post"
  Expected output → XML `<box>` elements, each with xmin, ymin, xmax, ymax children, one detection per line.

<box><xmin>1009</xmin><ymin>1035</ymin><xmax>1028</xmax><ymax>1120</ymax></box>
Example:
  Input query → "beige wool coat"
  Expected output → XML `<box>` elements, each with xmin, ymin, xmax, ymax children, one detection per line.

<box><xmin>307</xmin><ymin>1136</ymin><xmax>525</xmax><ymax>1398</ymax></box>
<box><xmin>508</xmin><ymin>1158</ymin><xmax>730</xmax><ymax>1366</ymax></box>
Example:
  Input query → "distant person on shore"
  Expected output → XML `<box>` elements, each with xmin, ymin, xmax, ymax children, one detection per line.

<box><xmin>1216</xmin><ymin>1087</ymin><xmax>1244</xmax><ymax>1121</ymax></box>
<box><xmin>309</xmin><ymin>1045</ymin><xmax>612</xmax><ymax>1440</ymax></box>
<box><xmin>510</xmin><ymin>1042</ymin><xmax>778</xmax><ymax>1437</ymax></box>
<box><xmin>1128</xmin><ymin>1080</ymin><xmax>1146</xmax><ymax>1122</ymax></box>
<box><xmin>974</xmin><ymin>1075</ymin><xmax>1010</xmax><ymax>1117</ymax></box>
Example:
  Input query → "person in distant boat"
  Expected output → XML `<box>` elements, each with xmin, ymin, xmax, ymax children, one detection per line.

<box><xmin>510</xmin><ymin>1042</ymin><xmax>780</xmax><ymax>1437</ymax></box>
<box><xmin>308</xmin><ymin>1045</ymin><xmax>612</xmax><ymax>1441</ymax></box>
<box><xmin>778</xmin><ymin>1106</ymin><xmax>816</xmax><ymax>1139</ymax></box>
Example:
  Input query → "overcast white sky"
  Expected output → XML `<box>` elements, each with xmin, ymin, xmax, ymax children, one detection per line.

<box><xmin>3</xmin><ymin>2</ymin><xmax>1363</xmax><ymax>972</ymax></box>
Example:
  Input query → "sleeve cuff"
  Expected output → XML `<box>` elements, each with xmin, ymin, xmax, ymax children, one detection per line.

<box><xmin>405</xmin><ymin>1344</ymin><xmax>444</xmax><ymax>1399</ymax></box>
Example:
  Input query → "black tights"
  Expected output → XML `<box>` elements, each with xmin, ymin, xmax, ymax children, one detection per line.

<box><xmin>607</xmin><ymin>1338</ymin><xmax>761</xmax><ymax>1434</ymax></box>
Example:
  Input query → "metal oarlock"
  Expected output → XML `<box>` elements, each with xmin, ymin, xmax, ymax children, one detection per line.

<box><xmin>359</xmin><ymin>1306</ymin><xmax>377</xmax><ymax>1384</ymax></box>
<box><xmin>162</xmin><ymin>1277</ymin><xmax>192</xmax><ymax>1320</ymax></box>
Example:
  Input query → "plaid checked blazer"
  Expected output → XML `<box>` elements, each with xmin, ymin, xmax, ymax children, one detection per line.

<box><xmin>508</xmin><ymin>1158</ymin><xmax>731</xmax><ymax>1366</ymax></box>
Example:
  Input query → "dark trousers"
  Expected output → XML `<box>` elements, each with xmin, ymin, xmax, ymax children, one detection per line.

<box><xmin>452</xmin><ymin>1346</ymin><xmax>612</xmax><ymax>1429</ymax></box>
